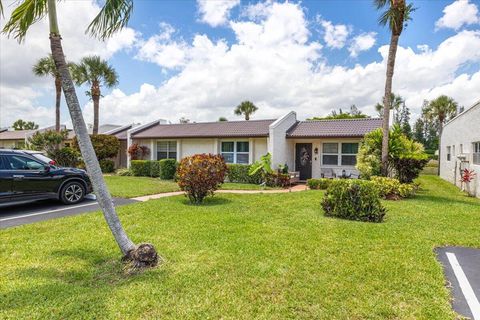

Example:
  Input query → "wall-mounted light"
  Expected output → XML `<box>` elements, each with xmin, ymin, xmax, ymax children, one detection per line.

<box><xmin>314</xmin><ymin>147</ymin><xmax>318</xmax><ymax>154</ymax></box>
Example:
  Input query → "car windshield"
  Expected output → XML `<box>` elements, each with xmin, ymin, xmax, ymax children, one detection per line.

<box><xmin>31</xmin><ymin>153</ymin><xmax>55</xmax><ymax>166</ymax></box>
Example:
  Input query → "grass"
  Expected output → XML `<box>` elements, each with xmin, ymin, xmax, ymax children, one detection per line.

<box><xmin>1</xmin><ymin>175</ymin><xmax>479</xmax><ymax>319</ymax></box>
<box><xmin>104</xmin><ymin>176</ymin><xmax>278</xmax><ymax>198</ymax></box>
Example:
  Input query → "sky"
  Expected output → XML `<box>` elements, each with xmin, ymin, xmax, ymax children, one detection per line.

<box><xmin>0</xmin><ymin>0</ymin><xmax>479</xmax><ymax>129</ymax></box>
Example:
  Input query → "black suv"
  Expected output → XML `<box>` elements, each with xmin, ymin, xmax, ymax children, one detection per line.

<box><xmin>0</xmin><ymin>149</ymin><xmax>92</xmax><ymax>205</ymax></box>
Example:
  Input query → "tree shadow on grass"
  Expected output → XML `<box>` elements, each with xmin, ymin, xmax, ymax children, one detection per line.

<box><xmin>2</xmin><ymin>248</ymin><xmax>165</xmax><ymax>318</ymax></box>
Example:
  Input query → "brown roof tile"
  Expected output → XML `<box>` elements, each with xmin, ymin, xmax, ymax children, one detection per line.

<box><xmin>287</xmin><ymin>118</ymin><xmax>383</xmax><ymax>138</ymax></box>
<box><xmin>132</xmin><ymin>119</ymin><xmax>275</xmax><ymax>139</ymax></box>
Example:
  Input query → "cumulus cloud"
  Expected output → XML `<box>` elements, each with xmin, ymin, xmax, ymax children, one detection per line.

<box><xmin>197</xmin><ymin>0</ymin><xmax>240</xmax><ymax>27</ymax></box>
<box><xmin>435</xmin><ymin>0</ymin><xmax>479</xmax><ymax>30</ymax></box>
<box><xmin>349</xmin><ymin>32</ymin><xmax>377</xmax><ymax>57</ymax></box>
<box><xmin>317</xmin><ymin>16</ymin><xmax>350</xmax><ymax>49</ymax></box>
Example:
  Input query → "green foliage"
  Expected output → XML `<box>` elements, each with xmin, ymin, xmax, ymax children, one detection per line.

<box><xmin>306</xmin><ymin>178</ymin><xmax>332</xmax><ymax>190</ymax></box>
<box><xmin>27</xmin><ymin>130</ymin><xmax>68</xmax><ymax>157</ymax></box>
<box><xmin>249</xmin><ymin>153</ymin><xmax>273</xmax><ymax>176</ymax></box>
<box><xmin>159</xmin><ymin>159</ymin><xmax>177</xmax><ymax>180</ymax></box>
<box><xmin>12</xmin><ymin>119</ymin><xmax>39</xmax><ymax>130</ymax></box>
<box><xmin>321</xmin><ymin>179</ymin><xmax>386</xmax><ymax>222</ymax></box>
<box><xmin>227</xmin><ymin>164</ymin><xmax>263</xmax><ymax>184</ymax></box>
<box><xmin>71</xmin><ymin>55</ymin><xmax>118</xmax><ymax>89</ymax></box>
<box><xmin>87</xmin><ymin>0</ymin><xmax>133</xmax><ymax>40</ymax></box>
<box><xmin>370</xmin><ymin>176</ymin><xmax>416</xmax><ymax>199</ymax></box>
<box><xmin>177</xmin><ymin>154</ymin><xmax>227</xmax><ymax>204</ymax></box>
<box><xmin>309</xmin><ymin>105</ymin><xmax>368</xmax><ymax>120</ymax></box>
<box><xmin>234</xmin><ymin>101</ymin><xmax>258</xmax><ymax>120</ymax></box>
<box><xmin>127</xmin><ymin>143</ymin><xmax>150</xmax><ymax>160</ymax></box>
<box><xmin>99</xmin><ymin>159</ymin><xmax>115</xmax><ymax>173</ymax></box>
<box><xmin>72</xmin><ymin>134</ymin><xmax>120</xmax><ymax>161</ymax></box>
<box><xmin>130</xmin><ymin>160</ymin><xmax>161</xmax><ymax>177</ymax></box>
<box><xmin>265</xmin><ymin>172</ymin><xmax>290</xmax><ymax>188</ymax></box>
<box><xmin>50</xmin><ymin>147</ymin><xmax>81</xmax><ymax>167</ymax></box>
<box><xmin>356</xmin><ymin>125</ymin><xmax>428</xmax><ymax>182</ymax></box>
<box><xmin>116</xmin><ymin>168</ymin><xmax>133</xmax><ymax>176</ymax></box>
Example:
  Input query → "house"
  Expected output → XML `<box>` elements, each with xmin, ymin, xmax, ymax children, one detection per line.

<box><xmin>440</xmin><ymin>100</ymin><xmax>480</xmax><ymax>198</ymax></box>
<box><xmin>127</xmin><ymin>112</ymin><xmax>382</xmax><ymax>180</ymax></box>
<box><xmin>0</xmin><ymin>128</ymin><xmax>34</xmax><ymax>149</ymax></box>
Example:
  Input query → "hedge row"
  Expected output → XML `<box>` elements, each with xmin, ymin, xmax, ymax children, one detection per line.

<box><xmin>130</xmin><ymin>159</ymin><xmax>177</xmax><ymax>179</ymax></box>
<box><xmin>226</xmin><ymin>164</ymin><xmax>263</xmax><ymax>184</ymax></box>
<box><xmin>306</xmin><ymin>178</ymin><xmax>332</xmax><ymax>190</ymax></box>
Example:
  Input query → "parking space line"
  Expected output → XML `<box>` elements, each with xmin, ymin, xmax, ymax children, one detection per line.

<box><xmin>446</xmin><ymin>252</ymin><xmax>480</xmax><ymax>320</ymax></box>
<box><xmin>0</xmin><ymin>202</ymin><xmax>98</xmax><ymax>222</ymax></box>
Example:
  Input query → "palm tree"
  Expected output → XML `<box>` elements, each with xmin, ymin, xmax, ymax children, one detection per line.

<box><xmin>375</xmin><ymin>0</ymin><xmax>414</xmax><ymax>176</ymax></box>
<box><xmin>2</xmin><ymin>0</ymin><xmax>158</xmax><ymax>268</ymax></box>
<box><xmin>423</xmin><ymin>95</ymin><xmax>457</xmax><ymax>175</ymax></box>
<box><xmin>375</xmin><ymin>93</ymin><xmax>403</xmax><ymax>119</ymax></box>
<box><xmin>72</xmin><ymin>56</ymin><xmax>118</xmax><ymax>135</ymax></box>
<box><xmin>234</xmin><ymin>101</ymin><xmax>258</xmax><ymax>121</ymax></box>
<box><xmin>33</xmin><ymin>55</ymin><xmax>74</xmax><ymax>132</ymax></box>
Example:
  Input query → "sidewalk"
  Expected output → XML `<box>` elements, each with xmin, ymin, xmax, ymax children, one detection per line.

<box><xmin>132</xmin><ymin>184</ymin><xmax>308</xmax><ymax>202</ymax></box>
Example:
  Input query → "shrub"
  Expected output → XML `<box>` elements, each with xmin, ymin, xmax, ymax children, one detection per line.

<box><xmin>177</xmin><ymin>154</ymin><xmax>227</xmax><ymax>204</ymax></box>
<box><xmin>307</xmin><ymin>178</ymin><xmax>331</xmax><ymax>190</ymax></box>
<box><xmin>99</xmin><ymin>159</ymin><xmax>115</xmax><ymax>173</ymax></box>
<box><xmin>72</xmin><ymin>134</ymin><xmax>120</xmax><ymax>161</ymax></box>
<box><xmin>159</xmin><ymin>159</ymin><xmax>177</xmax><ymax>180</ymax></box>
<box><xmin>370</xmin><ymin>176</ymin><xmax>416</xmax><ymax>200</ymax></box>
<box><xmin>50</xmin><ymin>147</ymin><xmax>81</xmax><ymax>167</ymax></box>
<box><xmin>321</xmin><ymin>179</ymin><xmax>386</xmax><ymax>222</ymax></box>
<box><xmin>27</xmin><ymin>130</ymin><xmax>68</xmax><ymax>157</ymax></box>
<box><xmin>227</xmin><ymin>164</ymin><xmax>263</xmax><ymax>184</ymax></box>
<box><xmin>130</xmin><ymin>160</ymin><xmax>161</xmax><ymax>177</ymax></box>
<box><xmin>265</xmin><ymin>172</ymin><xmax>290</xmax><ymax>188</ymax></box>
<box><xmin>128</xmin><ymin>143</ymin><xmax>150</xmax><ymax>160</ymax></box>
<box><xmin>116</xmin><ymin>168</ymin><xmax>133</xmax><ymax>176</ymax></box>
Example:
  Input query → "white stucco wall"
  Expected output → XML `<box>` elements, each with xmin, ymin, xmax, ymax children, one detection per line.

<box><xmin>440</xmin><ymin>102</ymin><xmax>480</xmax><ymax>197</ymax></box>
<box><xmin>0</xmin><ymin>140</ymin><xmax>24</xmax><ymax>149</ymax></box>
<box><xmin>268</xmin><ymin>111</ymin><xmax>297</xmax><ymax>168</ymax></box>
<box><xmin>181</xmin><ymin>139</ymin><xmax>215</xmax><ymax>157</ymax></box>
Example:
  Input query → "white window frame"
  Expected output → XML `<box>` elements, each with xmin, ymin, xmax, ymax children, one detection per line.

<box><xmin>321</xmin><ymin>142</ymin><xmax>359</xmax><ymax>167</ymax></box>
<box><xmin>473</xmin><ymin>142</ymin><xmax>480</xmax><ymax>165</ymax></box>
<box><xmin>321</xmin><ymin>143</ymin><xmax>339</xmax><ymax>166</ymax></box>
<box><xmin>221</xmin><ymin>140</ymin><xmax>249</xmax><ymax>164</ymax></box>
<box><xmin>446</xmin><ymin>146</ymin><xmax>451</xmax><ymax>161</ymax></box>
<box><xmin>156</xmin><ymin>140</ymin><xmax>177</xmax><ymax>160</ymax></box>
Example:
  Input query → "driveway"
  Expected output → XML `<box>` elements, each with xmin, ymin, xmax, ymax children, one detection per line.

<box><xmin>0</xmin><ymin>195</ymin><xmax>138</xmax><ymax>229</ymax></box>
<box><xmin>436</xmin><ymin>247</ymin><xmax>480</xmax><ymax>320</ymax></box>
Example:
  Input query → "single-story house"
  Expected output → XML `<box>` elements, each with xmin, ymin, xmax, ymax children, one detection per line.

<box><xmin>440</xmin><ymin>100</ymin><xmax>480</xmax><ymax>198</ymax></box>
<box><xmin>0</xmin><ymin>128</ymin><xmax>35</xmax><ymax>149</ymax></box>
<box><xmin>127</xmin><ymin>112</ymin><xmax>382</xmax><ymax>180</ymax></box>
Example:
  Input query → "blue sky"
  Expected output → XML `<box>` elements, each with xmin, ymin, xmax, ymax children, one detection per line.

<box><xmin>1</xmin><ymin>0</ymin><xmax>479</xmax><ymax>128</ymax></box>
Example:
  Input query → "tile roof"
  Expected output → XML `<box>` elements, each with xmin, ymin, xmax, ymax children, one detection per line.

<box><xmin>132</xmin><ymin>119</ymin><xmax>275</xmax><ymax>139</ymax></box>
<box><xmin>0</xmin><ymin>130</ymin><xmax>34</xmax><ymax>140</ymax></box>
<box><xmin>287</xmin><ymin>118</ymin><xmax>383</xmax><ymax>138</ymax></box>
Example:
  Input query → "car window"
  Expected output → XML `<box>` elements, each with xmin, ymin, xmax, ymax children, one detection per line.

<box><xmin>0</xmin><ymin>156</ymin><xmax>7</xmax><ymax>170</ymax></box>
<box><xmin>6</xmin><ymin>155</ymin><xmax>45</xmax><ymax>170</ymax></box>
<box><xmin>31</xmin><ymin>153</ymin><xmax>53</xmax><ymax>164</ymax></box>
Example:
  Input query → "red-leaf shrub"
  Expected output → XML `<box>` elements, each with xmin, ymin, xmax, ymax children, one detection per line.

<box><xmin>177</xmin><ymin>154</ymin><xmax>227</xmax><ymax>204</ymax></box>
<box><xmin>460</xmin><ymin>169</ymin><xmax>476</xmax><ymax>183</ymax></box>
<box><xmin>128</xmin><ymin>143</ymin><xmax>150</xmax><ymax>160</ymax></box>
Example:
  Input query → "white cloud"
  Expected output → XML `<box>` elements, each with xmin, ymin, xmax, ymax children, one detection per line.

<box><xmin>349</xmin><ymin>32</ymin><xmax>377</xmax><ymax>57</ymax></box>
<box><xmin>197</xmin><ymin>0</ymin><xmax>240</xmax><ymax>27</ymax></box>
<box><xmin>317</xmin><ymin>16</ymin><xmax>350</xmax><ymax>49</ymax></box>
<box><xmin>435</xmin><ymin>0</ymin><xmax>479</xmax><ymax>30</ymax></box>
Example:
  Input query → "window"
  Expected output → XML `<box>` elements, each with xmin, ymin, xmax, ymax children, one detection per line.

<box><xmin>157</xmin><ymin>141</ymin><xmax>177</xmax><ymax>160</ymax></box>
<box><xmin>341</xmin><ymin>143</ymin><xmax>359</xmax><ymax>166</ymax></box>
<box><xmin>446</xmin><ymin>146</ymin><xmax>451</xmax><ymax>161</ymax></box>
<box><xmin>322</xmin><ymin>143</ymin><xmax>338</xmax><ymax>165</ymax></box>
<box><xmin>452</xmin><ymin>145</ymin><xmax>456</xmax><ymax>158</ymax></box>
<box><xmin>460</xmin><ymin>144</ymin><xmax>463</xmax><ymax>154</ymax></box>
<box><xmin>473</xmin><ymin>142</ymin><xmax>480</xmax><ymax>165</ymax></box>
<box><xmin>5</xmin><ymin>155</ymin><xmax>44</xmax><ymax>170</ymax></box>
<box><xmin>0</xmin><ymin>156</ymin><xmax>7</xmax><ymax>170</ymax></box>
<box><xmin>221</xmin><ymin>141</ymin><xmax>249</xmax><ymax>164</ymax></box>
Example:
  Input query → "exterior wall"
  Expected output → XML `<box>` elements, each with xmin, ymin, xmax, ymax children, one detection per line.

<box><xmin>289</xmin><ymin>138</ymin><xmax>362</xmax><ymax>179</ymax></box>
<box><xmin>440</xmin><ymin>103</ymin><xmax>480</xmax><ymax>197</ymax></box>
<box><xmin>0</xmin><ymin>139</ymin><xmax>25</xmax><ymax>149</ymax></box>
<box><xmin>181</xmin><ymin>139</ymin><xmax>215</xmax><ymax>157</ymax></box>
<box><xmin>268</xmin><ymin>111</ymin><xmax>297</xmax><ymax>168</ymax></box>
<box><xmin>252</xmin><ymin>138</ymin><xmax>268</xmax><ymax>161</ymax></box>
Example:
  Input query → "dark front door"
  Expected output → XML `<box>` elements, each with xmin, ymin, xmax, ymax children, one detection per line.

<box><xmin>295</xmin><ymin>143</ymin><xmax>312</xmax><ymax>180</ymax></box>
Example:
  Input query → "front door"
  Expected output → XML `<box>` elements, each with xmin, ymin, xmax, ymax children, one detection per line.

<box><xmin>295</xmin><ymin>143</ymin><xmax>312</xmax><ymax>180</ymax></box>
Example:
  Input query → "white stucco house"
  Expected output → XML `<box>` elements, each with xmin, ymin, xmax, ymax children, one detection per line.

<box><xmin>127</xmin><ymin>112</ymin><xmax>382</xmax><ymax>180</ymax></box>
<box><xmin>440</xmin><ymin>100</ymin><xmax>480</xmax><ymax>197</ymax></box>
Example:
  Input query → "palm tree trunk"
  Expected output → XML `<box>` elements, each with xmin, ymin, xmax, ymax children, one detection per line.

<box><xmin>245</xmin><ymin>113</ymin><xmax>249</xmax><ymax>121</ymax></box>
<box><xmin>47</xmin><ymin>0</ymin><xmax>135</xmax><ymax>256</ymax></box>
<box><xmin>381</xmin><ymin>33</ymin><xmax>400</xmax><ymax>176</ymax></box>
<box><xmin>92</xmin><ymin>86</ymin><xmax>100</xmax><ymax>135</ymax></box>
<box><xmin>55</xmin><ymin>76</ymin><xmax>61</xmax><ymax>132</ymax></box>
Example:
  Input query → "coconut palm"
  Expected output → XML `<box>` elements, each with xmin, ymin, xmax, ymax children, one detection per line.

<box><xmin>33</xmin><ymin>55</ymin><xmax>74</xmax><ymax>132</ymax></box>
<box><xmin>2</xmin><ymin>0</ymin><xmax>158</xmax><ymax>267</ymax></box>
<box><xmin>375</xmin><ymin>93</ymin><xmax>404</xmax><ymax>119</ymax></box>
<box><xmin>375</xmin><ymin>0</ymin><xmax>414</xmax><ymax>175</ymax></box>
<box><xmin>234</xmin><ymin>101</ymin><xmax>258</xmax><ymax>121</ymax></box>
<box><xmin>423</xmin><ymin>95</ymin><xmax>458</xmax><ymax>175</ymax></box>
<box><xmin>71</xmin><ymin>56</ymin><xmax>118</xmax><ymax>135</ymax></box>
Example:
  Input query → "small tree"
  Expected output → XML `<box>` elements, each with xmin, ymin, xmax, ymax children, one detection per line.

<box><xmin>72</xmin><ymin>134</ymin><xmax>120</xmax><ymax>162</ymax></box>
<box><xmin>249</xmin><ymin>153</ymin><xmax>273</xmax><ymax>186</ymax></box>
<box><xmin>177</xmin><ymin>154</ymin><xmax>227</xmax><ymax>204</ymax></box>
<box><xmin>12</xmin><ymin>119</ymin><xmax>39</xmax><ymax>130</ymax></box>
<box><xmin>128</xmin><ymin>143</ymin><xmax>150</xmax><ymax>160</ymax></box>
<box><xmin>27</xmin><ymin>130</ymin><xmax>68</xmax><ymax>157</ymax></box>
<box><xmin>234</xmin><ymin>101</ymin><xmax>258</xmax><ymax>120</ymax></box>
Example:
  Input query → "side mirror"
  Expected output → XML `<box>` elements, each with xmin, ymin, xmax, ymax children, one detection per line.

<box><xmin>44</xmin><ymin>165</ymin><xmax>51</xmax><ymax>173</ymax></box>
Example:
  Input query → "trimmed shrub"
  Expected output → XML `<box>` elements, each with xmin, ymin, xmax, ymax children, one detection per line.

<box><xmin>307</xmin><ymin>178</ymin><xmax>331</xmax><ymax>190</ymax></box>
<box><xmin>159</xmin><ymin>159</ymin><xmax>177</xmax><ymax>180</ymax></box>
<box><xmin>265</xmin><ymin>172</ymin><xmax>290</xmax><ymax>188</ymax></box>
<box><xmin>72</xmin><ymin>134</ymin><xmax>120</xmax><ymax>161</ymax></box>
<box><xmin>116</xmin><ymin>168</ymin><xmax>133</xmax><ymax>176</ymax></box>
<box><xmin>322</xmin><ymin>179</ymin><xmax>386</xmax><ymax>223</ymax></box>
<box><xmin>130</xmin><ymin>160</ymin><xmax>161</xmax><ymax>177</ymax></box>
<box><xmin>227</xmin><ymin>164</ymin><xmax>263</xmax><ymax>184</ymax></box>
<box><xmin>99</xmin><ymin>159</ymin><xmax>115</xmax><ymax>173</ymax></box>
<box><xmin>370</xmin><ymin>176</ymin><xmax>416</xmax><ymax>200</ymax></box>
<box><xmin>51</xmin><ymin>147</ymin><xmax>81</xmax><ymax>167</ymax></box>
<box><xmin>128</xmin><ymin>143</ymin><xmax>150</xmax><ymax>160</ymax></box>
<box><xmin>177</xmin><ymin>154</ymin><xmax>227</xmax><ymax>204</ymax></box>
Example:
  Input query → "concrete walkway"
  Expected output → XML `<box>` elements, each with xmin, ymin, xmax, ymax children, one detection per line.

<box><xmin>132</xmin><ymin>184</ymin><xmax>308</xmax><ymax>202</ymax></box>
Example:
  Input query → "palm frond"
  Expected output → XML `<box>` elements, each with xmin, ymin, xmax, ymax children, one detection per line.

<box><xmin>86</xmin><ymin>0</ymin><xmax>133</xmax><ymax>40</ymax></box>
<box><xmin>0</xmin><ymin>0</ymin><xmax>4</xmax><ymax>18</ymax></box>
<box><xmin>2</xmin><ymin>0</ymin><xmax>48</xmax><ymax>42</ymax></box>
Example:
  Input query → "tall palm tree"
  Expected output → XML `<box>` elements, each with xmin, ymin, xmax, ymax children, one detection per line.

<box><xmin>375</xmin><ymin>93</ymin><xmax>403</xmax><ymax>119</ymax></box>
<box><xmin>2</xmin><ymin>0</ymin><xmax>158</xmax><ymax>267</ymax></box>
<box><xmin>72</xmin><ymin>56</ymin><xmax>118</xmax><ymax>135</ymax></box>
<box><xmin>234</xmin><ymin>101</ymin><xmax>258</xmax><ymax>121</ymax></box>
<box><xmin>375</xmin><ymin>0</ymin><xmax>414</xmax><ymax>176</ymax></box>
<box><xmin>33</xmin><ymin>55</ymin><xmax>74</xmax><ymax>132</ymax></box>
<box><xmin>423</xmin><ymin>95</ymin><xmax>458</xmax><ymax>175</ymax></box>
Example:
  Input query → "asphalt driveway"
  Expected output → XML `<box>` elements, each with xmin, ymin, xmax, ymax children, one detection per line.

<box><xmin>0</xmin><ymin>195</ymin><xmax>138</xmax><ymax>229</ymax></box>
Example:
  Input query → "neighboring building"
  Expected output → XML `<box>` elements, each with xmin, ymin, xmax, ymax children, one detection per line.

<box><xmin>104</xmin><ymin>124</ymin><xmax>140</xmax><ymax>168</ymax></box>
<box><xmin>0</xmin><ymin>129</ymin><xmax>34</xmax><ymax>149</ymax></box>
<box><xmin>440</xmin><ymin>100</ymin><xmax>480</xmax><ymax>198</ymax></box>
<box><xmin>128</xmin><ymin>112</ymin><xmax>382</xmax><ymax>180</ymax></box>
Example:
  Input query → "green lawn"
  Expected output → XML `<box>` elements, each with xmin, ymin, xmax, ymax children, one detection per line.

<box><xmin>1</xmin><ymin>175</ymin><xmax>479</xmax><ymax>319</ymax></box>
<box><xmin>104</xmin><ymin>176</ymin><xmax>277</xmax><ymax>198</ymax></box>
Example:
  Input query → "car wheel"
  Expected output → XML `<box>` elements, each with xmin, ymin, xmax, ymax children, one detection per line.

<box><xmin>60</xmin><ymin>181</ymin><xmax>85</xmax><ymax>205</ymax></box>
